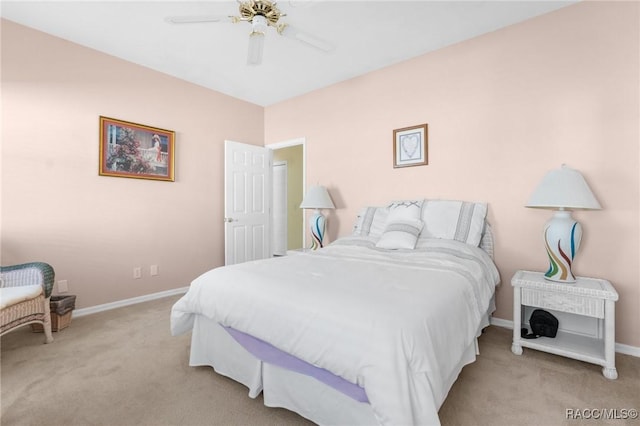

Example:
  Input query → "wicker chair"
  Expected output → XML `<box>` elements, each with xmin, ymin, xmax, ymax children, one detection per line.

<box><xmin>0</xmin><ymin>262</ymin><xmax>54</xmax><ymax>343</ymax></box>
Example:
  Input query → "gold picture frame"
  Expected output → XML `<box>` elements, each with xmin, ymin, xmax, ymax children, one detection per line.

<box><xmin>99</xmin><ymin>116</ymin><xmax>175</xmax><ymax>181</ymax></box>
<box><xmin>393</xmin><ymin>123</ymin><xmax>428</xmax><ymax>168</ymax></box>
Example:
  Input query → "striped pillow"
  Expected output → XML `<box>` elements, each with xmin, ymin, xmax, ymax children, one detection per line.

<box><xmin>353</xmin><ymin>200</ymin><xmax>423</xmax><ymax>238</ymax></box>
<box><xmin>375</xmin><ymin>219</ymin><xmax>424</xmax><ymax>250</ymax></box>
<box><xmin>418</xmin><ymin>200</ymin><xmax>488</xmax><ymax>247</ymax></box>
<box><xmin>352</xmin><ymin>206</ymin><xmax>389</xmax><ymax>238</ymax></box>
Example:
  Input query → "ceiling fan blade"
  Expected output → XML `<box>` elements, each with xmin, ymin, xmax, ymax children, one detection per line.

<box><xmin>279</xmin><ymin>24</ymin><xmax>334</xmax><ymax>52</ymax></box>
<box><xmin>165</xmin><ymin>15</ymin><xmax>233</xmax><ymax>24</ymax></box>
<box><xmin>286</xmin><ymin>0</ymin><xmax>320</xmax><ymax>9</ymax></box>
<box><xmin>247</xmin><ymin>32</ymin><xmax>265</xmax><ymax>66</ymax></box>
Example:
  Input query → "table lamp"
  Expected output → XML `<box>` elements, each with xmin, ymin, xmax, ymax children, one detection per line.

<box><xmin>526</xmin><ymin>164</ymin><xmax>601</xmax><ymax>282</ymax></box>
<box><xmin>300</xmin><ymin>185</ymin><xmax>335</xmax><ymax>249</ymax></box>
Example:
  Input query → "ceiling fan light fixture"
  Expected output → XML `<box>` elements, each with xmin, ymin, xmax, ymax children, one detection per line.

<box><xmin>251</xmin><ymin>14</ymin><xmax>268</xmax><ymax>33</ymax></box>
<box><xmin>247</xmin><ymin>32</ymin><xmax>265</xmax><ymax>65</ymax></box>
<box><xmin>247</xmin><ymin>14</ymin><xmax>268</xmax><ymax>65</ymax></box>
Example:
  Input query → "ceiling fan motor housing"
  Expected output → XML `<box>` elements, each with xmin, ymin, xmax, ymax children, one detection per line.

<box><xmin>239</xmin><ymin>0</ymin><xmax>284</xmax><ymax>26</ymax></box>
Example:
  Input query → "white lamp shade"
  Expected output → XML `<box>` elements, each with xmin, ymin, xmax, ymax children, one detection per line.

<box><xmin>526</xmin><ymin>164</ymin><xmax>601</xmax><ymax>210</ymax></box>
<box><xmin>300</xmin><ymin>186</ymin><xmax>335</xmax><ymax>210</ymax></box>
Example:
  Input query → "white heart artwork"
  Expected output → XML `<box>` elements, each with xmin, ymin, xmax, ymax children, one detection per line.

<box><xmin>400</xmin><ymin>134</ymin><xmax>420</xmax><ymax>160</ymax></box>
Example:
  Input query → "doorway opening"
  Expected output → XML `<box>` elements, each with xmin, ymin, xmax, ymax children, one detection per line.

<box><xmin>272</xmin><ymin>161</ymin><xmax>288</xmax><ymax>256</ymax></box>
<box><xmin>267</xmin><ymin>138</ymin><xmax>305</xmax><ymax>252</ymax></box>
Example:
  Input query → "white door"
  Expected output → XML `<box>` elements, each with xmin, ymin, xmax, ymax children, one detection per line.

<box><xmin>272</xmin><ymin>162</ymin><xmax>288</xmax><ymax>255</ymax></box>
<box><xmin>224</xmin><ymin>140</ymin><xmax>272</xmax><ymax>265</ymax></box>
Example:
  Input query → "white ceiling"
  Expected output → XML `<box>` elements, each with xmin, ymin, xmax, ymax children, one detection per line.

<box><xmin>1</xmin><ymin>1</ymin><xmax>576</xmax><ymax>106</ymax></box>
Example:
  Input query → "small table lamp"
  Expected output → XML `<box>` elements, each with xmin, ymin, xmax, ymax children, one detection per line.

<box><xmin>526</xmin><ymin>164</ymin><xmax>601</xmax><ymax>282</ymax></box>
<box><xmin>300</xmin><ymin>185</ymin><xmax>335</xmax><ymax>249</ymax></box>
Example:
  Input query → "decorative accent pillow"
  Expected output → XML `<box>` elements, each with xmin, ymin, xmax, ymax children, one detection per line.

<box><xmin>479</xmin><ymin>222</ymin><xmax>495</xmax><ymax>258</ymax></box>
<box><xmin>387</xmin><ymin>200</ymin><xmax>424</xmax><ymax>221</ymax></box>
<box><xmin>375</xmin><ymin>219</ymin><xmax>425</xmax><ymax>250</ymax></box>
<box><xmin>352</xmin><ymin>207</ymin><xmax>389</xmax><ymax>238</ymax></box>
<box><xmin>418</xmin><ymin>200</ymin><xmax>488</xmax><ymax>247</ymax></box>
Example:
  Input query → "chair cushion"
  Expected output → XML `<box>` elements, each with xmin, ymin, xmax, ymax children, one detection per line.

<box><xmin>0</xmin><ymin>285</ymin><xmax>43</xmax><ymax>309</ymax></box>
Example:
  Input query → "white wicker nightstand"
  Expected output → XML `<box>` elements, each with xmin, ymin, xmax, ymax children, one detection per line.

<box><xmin>511</xmin><ymin>270</ymin><xmax>619</xmax><ymax>379</ymax></box>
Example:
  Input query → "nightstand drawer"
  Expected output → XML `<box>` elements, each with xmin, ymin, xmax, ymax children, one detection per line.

<box><xmin>521</xmin><ymin>288</ymin><xmax>604</xmax><ymax>318</ymax></box>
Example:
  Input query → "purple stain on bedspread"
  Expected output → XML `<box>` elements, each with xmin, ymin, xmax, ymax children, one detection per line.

<box><xmin>224</xmin><ymin>326</ymin><xmax>369</xmax><ymax>403</ymax></box>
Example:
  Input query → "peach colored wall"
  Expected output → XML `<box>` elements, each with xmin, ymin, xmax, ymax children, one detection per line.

<box><xmin>1</xmin><ymin>20</ymin><xmax>264</xmax><ymax>308</ymax></box>
<box><xmin>265</xmin><ymin>2</ymin><xmax>640</xmax><ymax>347</ymax></box>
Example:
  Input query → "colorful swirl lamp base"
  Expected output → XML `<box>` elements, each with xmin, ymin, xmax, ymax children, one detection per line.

<box><xmin>309</xmin><ymin>210</ymin><xmax>326</xmax><ymax>250</ymax></box>
<box><xmin>543</xmin><ymin>210</ymin><xmax>582</xmax><ymax>283</ymax></box>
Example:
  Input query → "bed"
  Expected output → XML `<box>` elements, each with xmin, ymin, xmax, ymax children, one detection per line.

<box><xmin>171</xmin><ymin>199</ymin><xmax>500</xmax><ymax>426</ymax></box>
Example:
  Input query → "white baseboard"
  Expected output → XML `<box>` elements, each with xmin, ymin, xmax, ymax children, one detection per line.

<box><xmin>615</xmin><ymin>342</ymin><xmax>640</xmax><ymax>357</ymax></box>
<box><xmin>72</xmin><ymin>292</ymin><xmax>640</xmax><ymax>359</ymax></box>
<box><xmin>489</xmin><ymin>317</ymin><xmax>513</xmax><ymax>330</ymax></box>
<box><xmin>73</xmin><ymin>287</ymin><xmax>189</xmax><ymax>318</ymax></box>
<box><xmin>489</xmin><ymin>317</ymin><xmax>640</xmax><ymax>358</ymax></box>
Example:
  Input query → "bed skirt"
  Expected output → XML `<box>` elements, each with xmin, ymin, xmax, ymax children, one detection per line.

<box><xmin>187</xmin><ymin>296</ymin><xmax>495</xmax><ymax>426</ymax></box>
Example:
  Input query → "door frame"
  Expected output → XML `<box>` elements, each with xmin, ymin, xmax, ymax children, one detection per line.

<box><xmin>266</xmin><ymin>137</ymin><xmax>307</xmax><ymax>249</ymax></box>
<box><xmin>272</xmin><ymin>160</ymin><xmax>288</xmax><ymax>256</ymax></box>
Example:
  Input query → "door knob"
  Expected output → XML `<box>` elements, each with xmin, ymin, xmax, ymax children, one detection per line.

<box><xmin>224</xmin><ymin>217</ymin><xmax>235</xmax><ymax>223</ymax></box>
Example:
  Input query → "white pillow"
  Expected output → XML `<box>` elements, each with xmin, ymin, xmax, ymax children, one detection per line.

<box><xmin>376</xmin><ymin>219</ymin><xmax>424</xmax><ymax>250</ymax></box>
<box><xmin>387</xmin><ymin>200</ymin><xmax>424</xmax><ymax>221</ymax></box>
<box><xmin>352</xmin><ymin>206</ymin><xmax>389</xmax><ymax>238</ymax></box>
<box><xmin>479</xmin><ymin>222</ymin><xmax>494</xmax><ymax>258</ymax></box>
<box><xmin>418</xmin><ymin>200</ymin><xmax>487</xmax><ymax>246</ymax></box>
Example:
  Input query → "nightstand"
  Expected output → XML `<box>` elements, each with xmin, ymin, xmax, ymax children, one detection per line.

<box><xmin>511</xmin><ymin>270</ymin><xmax>619</xmax><ymax>379</ymax></box>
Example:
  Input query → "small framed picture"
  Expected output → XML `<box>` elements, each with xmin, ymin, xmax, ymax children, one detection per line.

<box><xmin>99</xmin><ymin>116</ymin><xmax>175</xmax><ymax>181</ymax></box>
<box><xmin>393</xmin><ymin>124</ymin><xmax>428</xmax><ymax>168</ymax></box>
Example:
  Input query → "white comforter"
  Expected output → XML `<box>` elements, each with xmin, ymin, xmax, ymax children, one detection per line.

<box><xmin>171</xmin><ymin>237</ymin><xmax>500</xmax><ymax>426</ymax></box>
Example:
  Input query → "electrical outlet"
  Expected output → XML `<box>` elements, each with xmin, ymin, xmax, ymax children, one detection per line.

<box><xmin>57</xmin><ymin>280</ymin><xmax>69</xmax><ymax>293</ymax></box>
<box><xmin>133</xmin><ymin>267</ymin><xmax>142</xmax><ymax>279</ymax></box>
<box><xmin>150</xmin><ymin>265</ymin><xmax>159</xmax><ymax>276</ymax></box>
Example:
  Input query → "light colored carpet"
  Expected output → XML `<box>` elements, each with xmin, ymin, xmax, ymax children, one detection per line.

<box><xmin>1</xmin><ymin>295</ymin><xmax>638</xmax><ymax>426</ymax></box>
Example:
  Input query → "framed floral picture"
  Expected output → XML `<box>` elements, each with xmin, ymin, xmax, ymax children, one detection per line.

<box><xmin>99</xmin><ymin>116</ymin><xmax>175</xmax><ymax>181</ymax></box>
<box><xmin>393</xmin><ymin>124</ymin><xmax>428</xmax><ymax>168</ymax></box>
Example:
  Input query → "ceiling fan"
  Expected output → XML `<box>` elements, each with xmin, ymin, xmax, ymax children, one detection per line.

<box><xmin>166</xmin><ymin>0</ymin><xmax>334</xmax><ymax>66</ymax></box>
